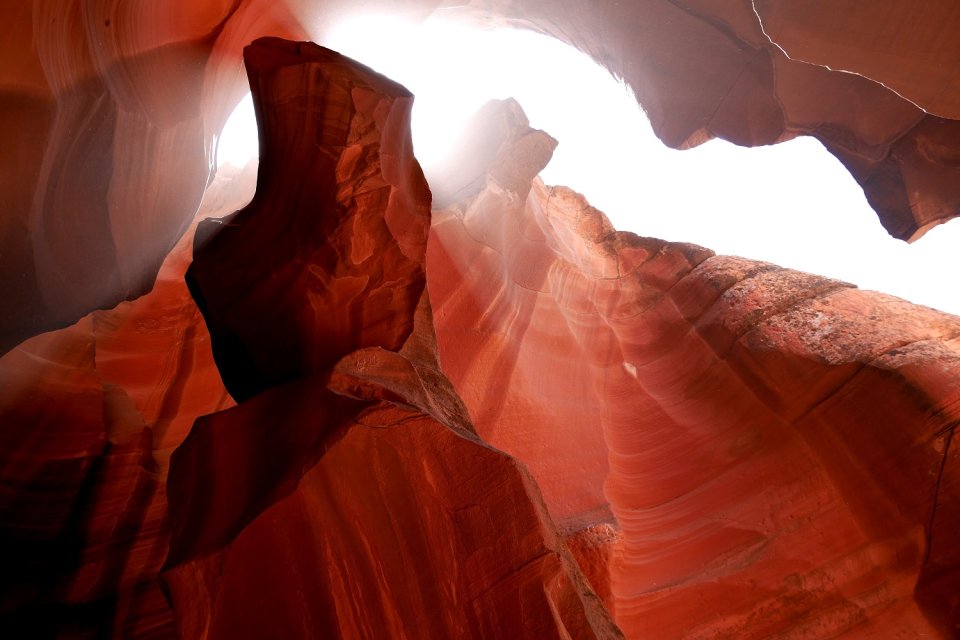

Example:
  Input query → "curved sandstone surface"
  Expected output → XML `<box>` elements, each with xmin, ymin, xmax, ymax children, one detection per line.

<box><xmin>428</xmin><ymin>98</ymin><xmax>960</xmax><ymax>637</ymax></box>
<box><xmin>164</xmin><ymin>39</ymin><xmax>619</xmax><ymax>639</ymax></box>
<box><xmin>0</xmin><ymin>178</ymin><xmax>240</xmax><ymax>637</ymax></box>
<box><xmin>3</xmin><ymin>0</ymin><xmax>960</xmax><ymax>350</ymax></box>
<box><xmin>1</xmin><ymin>3</ymin><xmax>960</xmax><ymax>638</ymax></box>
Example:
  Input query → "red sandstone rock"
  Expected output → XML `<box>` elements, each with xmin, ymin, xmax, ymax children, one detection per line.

<box><xmin>2</xmin><ymin>4</ymin><xmax>960</xmax><ymax>638</ymax></box>
<box><xmin>163</xmin><ymin>39</ymin><xmax>619</xmax><ymax>639</ymax></box>
<box><xmin>427</xmin><ymin>97</ymin><xmax>960</xmax><ymax>637</ymax></box>
<box><xmin>427</xmin><ymin>99</ymin><xmax>611</xmax><ymax>525</ymax></box>
<box><xmin>186</xmin><ymin>37</ymin><xmax>432</xmax><ymax>400</ymax></box>
<box><xmin>3</xmin><ymin>1</ymin><xmax>960</xmax><ymax>351</ymax></box>
<box><xmin>753</xmin><ymin>0</ymin><xmax>960</xmax><ymax>120</ymax></box>
<box><xmin>167</xmin><ymin>402</ymin><xmax>620</xmax><ymax>640</ymax></box>
<box><xmin>0</xmin><ymin>180</ymin><xmax>238</xmax><ymax>637</ymax></box>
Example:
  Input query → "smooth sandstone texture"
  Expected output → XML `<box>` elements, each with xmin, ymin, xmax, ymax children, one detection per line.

<box><xmin>1</xmin><ymin>2</ymin><xmax>960</xmax><ymax>638</ymax></box>
<box><xmin>0</xmin><ymin>175</ymin><xmax>242</xmax><ymax>637</ymax></box>
<box><xmin>427</xmin><ymin>98</ymin><xmax>960</xmax><ymax>637</ymax></box>
<box><xmin>166</xmin><ymin>399</ymin><xmax>620</xmax><ymax>640</ymax></box>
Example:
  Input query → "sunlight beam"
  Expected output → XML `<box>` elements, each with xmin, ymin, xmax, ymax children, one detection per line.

<box><xmin>212</xmin><ymin>14</ymin><xmax>960</xmax><ymax>315</ymax></box>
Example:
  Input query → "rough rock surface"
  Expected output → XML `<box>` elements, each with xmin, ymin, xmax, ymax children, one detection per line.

<box><xmin>1</xmin><ymin>2</ymin><xmax>960</xmax><ymax>639</ymax></box>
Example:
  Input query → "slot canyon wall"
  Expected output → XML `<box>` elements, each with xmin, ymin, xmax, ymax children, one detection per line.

<box><xmin>1</xmin><ymin>1</ymin><xmax>959</xmax><ymax>638</ymax></box>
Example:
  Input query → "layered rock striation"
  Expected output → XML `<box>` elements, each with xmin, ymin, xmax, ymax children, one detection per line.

<box><xmin>1</xmin><ymin>2</ymin><xmax>960</xmax><ymax>638</ymax></box>
<box><xmin>0</xmin><ymin>176</ymin><xmax>242</xmax><ymax>637</ymax></box>
<box><xmin>428</xmin><ymin>97</ymin><xmax>960</xmax><ymax>638</ymax></box>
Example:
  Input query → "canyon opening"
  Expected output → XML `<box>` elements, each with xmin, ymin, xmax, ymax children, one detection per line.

<box><xmin>216</xmin><ymin>13</ymin><xmax>960</xmax><ymax>314</ymax></box>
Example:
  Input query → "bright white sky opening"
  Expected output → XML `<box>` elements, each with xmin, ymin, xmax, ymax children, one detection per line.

<box><xmin>217</xmin><ymin>14</ymin><xmax>960</xmax><ymax>315</ymax></box>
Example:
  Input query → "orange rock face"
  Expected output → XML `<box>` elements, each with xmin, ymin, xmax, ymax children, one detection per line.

<box><xmin>163</xmin><ymin>38</ymin><xmax>619</xmax><ymax>639</ymax></box>
<box><xmin>427</xmin><ymin>98</ymin><xmax>960</xmax><ymax>638</ymax></box>
<box><xmin>2</xmin><ymin>3</ymin><xmax>960</xmax><ymax>639</ymax></box>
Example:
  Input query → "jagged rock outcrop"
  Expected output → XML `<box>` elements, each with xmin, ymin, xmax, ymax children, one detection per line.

<box><xmin>164</xmin><ymin>38</ymin><xmax>620</xmax><ymax>639</ymax></box>
<box><xmin>2</xmin><ymin>2</ymin><xmax>960</xmax><ymax>638</ymax></box>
